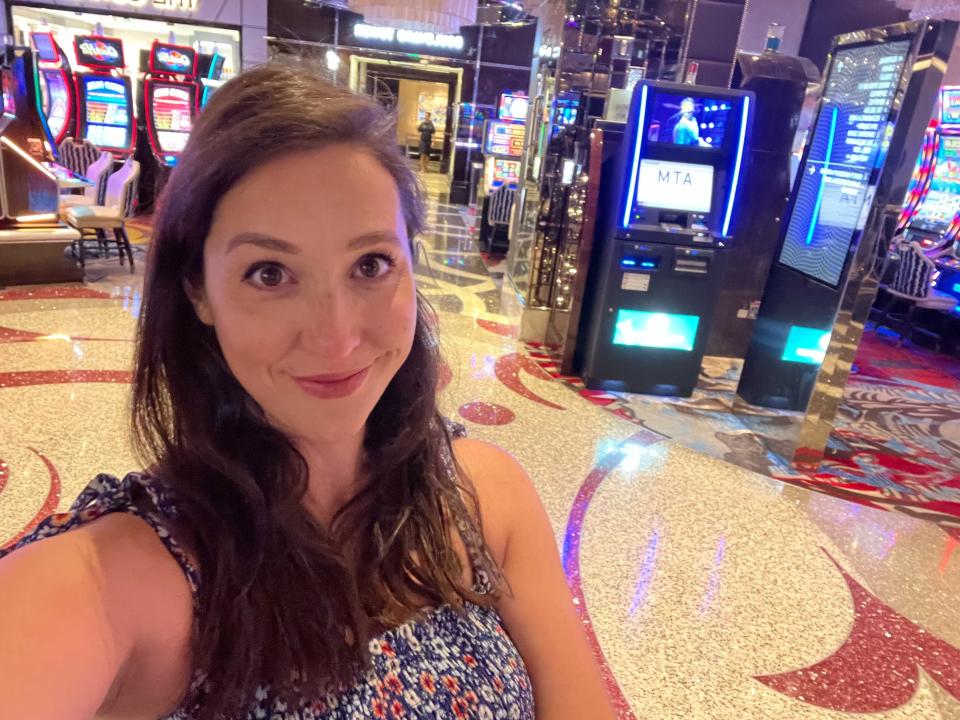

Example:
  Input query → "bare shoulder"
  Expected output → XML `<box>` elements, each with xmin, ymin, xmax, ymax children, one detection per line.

<box><xmin>0</xmin><ymin>512</ymin><xmax>193</xmax><ymax>717</ymax></box>
<box><xmin>452</xmin><ymin>438</ymin><xmax>543</xmax><ymax>561</ymax></box>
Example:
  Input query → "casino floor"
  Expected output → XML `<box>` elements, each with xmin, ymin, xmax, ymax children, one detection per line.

<box><xmin>1</xmin><ymin>183</ymin><xmax>959</xmax><ymax>719</ymax></box>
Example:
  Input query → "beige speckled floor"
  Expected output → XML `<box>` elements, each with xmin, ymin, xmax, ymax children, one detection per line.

<box><xmin>1</xmin><ymin>185</ymin><xmax>959</xmax><ymax>718</ymax></box>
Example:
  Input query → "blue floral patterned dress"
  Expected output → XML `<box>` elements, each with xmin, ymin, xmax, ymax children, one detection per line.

<box><xmin>1</xmin><ymin>467</ymin><xmax>535</xmax><ymax>719</ymax></box>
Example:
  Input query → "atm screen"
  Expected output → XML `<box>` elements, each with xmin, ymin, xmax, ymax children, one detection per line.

<box><xmin>82</xmin><ymin>76</ymin><xmax>130</xmax><ymax>149</ymax></box>
<box><xmin>777</xmin><ymin>39</ymin><xmax>911</xmax><ymax>287</ymax></box>
<box><xmin>646</xmin><ymin>93</ymin><xmax>732</xmax><ymax>147</ymax></box>
<box><xmin>912</xmin><ymin>136</ymin><xmax>960</xmax><ymax>233</ymax></box>
<box><xmin>634</xmin><ymin>159</ymin><xmax>714</xmax><ymax>213</ymax></box>
<box><xmin>151</xmin><ymin>84</ymin><xmax>193</xmax><ymax>153</ymax></box>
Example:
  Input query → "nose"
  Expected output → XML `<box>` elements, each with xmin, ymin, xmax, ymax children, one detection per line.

<box><xmin>297</xmin><ymin>286</ymin><xmax>363</xmax><ymax>362</ymax></box>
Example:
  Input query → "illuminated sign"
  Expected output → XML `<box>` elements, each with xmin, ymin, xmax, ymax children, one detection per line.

<box><xmin>942</xmin><ymin>86</ymin><xmax>960</xmax><ymax>131</ymax></box>
<box><xmin>353</xmin><ymin>23</ymin><xmax>464</xmax><ymax>51</ymax></box>
<box><xmin>612</xmin><ymin>310</ymin><xmax>699</xmax><ymax>351</ymax></box>
<box><xmin>635</xmin><ymin>159</ymin><xmax>714</xmax><ymax>213</ymax></box>
<box><xmin>74</xmin><ymin>35</ymin><xmax>125</xmax><ymax>69</ymax></box>
<box><xmin>85</xmin><ymin>0</ymin><xmax>198</xmax><ymax>10</ymax></box>
<box><xmin>151</xmin><ymin>42</ymin><xmax>197</xmax><ymax>76</ymax></box>
<box><xmin>781</xmin><ymin>325</ymin><xmax>831</xmax><ymax>365</ymax></box>
<box><xmin>485</xmin><ymin>121</ymin><xmax>525</xmax><ymax>157</ymax></box>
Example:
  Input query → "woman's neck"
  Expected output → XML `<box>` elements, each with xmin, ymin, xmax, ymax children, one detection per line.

<box><xmin>297</xmin><ymin>431</ymin><xmax>366</xmax><ymax>525</ymax></box>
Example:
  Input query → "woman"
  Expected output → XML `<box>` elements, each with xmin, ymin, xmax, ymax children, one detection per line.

<box><xmin>0</xmin><ymin>64</ymin><xmax>614</xmax><ymax>720</ymax></box>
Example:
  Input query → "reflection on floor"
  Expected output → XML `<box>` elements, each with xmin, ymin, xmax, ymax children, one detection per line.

<box><xmin>524</xmin><ymin>329</ymin><xmax>960</xmax><ymax>527</ymax></box>
<box><xmin>1</xmin><ymin>186</ymin><xmax>959</xmax><ymax>718</ymax></box>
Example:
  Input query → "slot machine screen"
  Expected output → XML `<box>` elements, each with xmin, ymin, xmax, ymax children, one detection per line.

<box><xmin>2</xmin><ymin>70</ymin><xmax>16</xmax><ymax>117</ymax></box>
<box><xmin>492</xmin><ymin>158</ymin><xmax>521</xmax><ymax>185</ymax></box>
<box><xmin>941</xmin><ymin>86</ymin><xmax>960</xmax><ymax>130</ymax></box>
<box><xmin>646</xmin><ymin>93</ymin><xmax>733</xmax><ymax>148</ymax></box>
<box><xmin>30</xmin><ymin>32</ymin><xmax>59</xmax><ymax>63</ymax></box>
<box><xmin>151</xmin><ymin>83</ymin><xmax>194</xmax><ymax>153</ymax></box>
<box><xmin>41</xmin><ymin>71</ymin><xmax>69</xmax><ymax>140</ymax></box>
<box><xmin>485</xmin><ymin>121</ymin><xmax>525</xmax><ymax>157</ymax></box>
<box><xmin>498</xmin><ymin>93</ymin><xmax>529</xmax><ymax>122</ymax></box>
<box><xmin>81</xmin><ymin>76</ymin><xmax>131</xmax><ymax>149</ymax></box>
<box><xmin>777</xmin><ymin>39</ymin><xmax>911</xmax><ymax>287</ymax></box>
<box><xmin>912</xmin><ymin>136</ymin><xmax>960</xmax><ymax>233</ymax></box>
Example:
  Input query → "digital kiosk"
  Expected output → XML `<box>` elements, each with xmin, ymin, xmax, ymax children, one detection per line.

<box><xmin>577</xmin><ymin>80</ymin><xmax>754</xmax><ymax>396</ymax></box>
<box><xmin>736</xmin><ymin>26</ymin><xmax>939</xmax><ymax>410</ymax></box>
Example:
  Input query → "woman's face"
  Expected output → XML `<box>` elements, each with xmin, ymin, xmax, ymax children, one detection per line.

<box><xmin>189</xmin><ymin>144</ymin><xmax>418</xmax><ymax>445</ymax></box>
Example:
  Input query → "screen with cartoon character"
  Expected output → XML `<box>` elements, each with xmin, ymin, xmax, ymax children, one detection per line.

<box><xmin>646</xmin><ymin>93</ymin><xmax>733</xmax><ymax>147</ymax></box>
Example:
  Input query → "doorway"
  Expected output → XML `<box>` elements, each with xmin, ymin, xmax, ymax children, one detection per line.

<box><xmin>350</xmin><ymin>57</ymin><xmax>462</xmax><ymax>184</ymax></box>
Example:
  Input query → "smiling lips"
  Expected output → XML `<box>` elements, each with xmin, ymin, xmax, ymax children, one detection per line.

<box><xmin>292</xmin><ymin>366</ymin><xmax>371</xmax><ymax>399</ymax></box>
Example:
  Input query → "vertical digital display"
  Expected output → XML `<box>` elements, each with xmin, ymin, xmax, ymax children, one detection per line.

<box><xmin>777</xmin><ymin>40</ymin><xmax>911</xmax><ymax>287</ymax></box>
<box><xmin>151</xmin><ymin>84</ymin><xmax>194</xmax><ymax>153</ymax></box>
<box><xmin>82</xmin><ymin>77</ymin><xmax>130</xmax><ymax>149</ymax></box>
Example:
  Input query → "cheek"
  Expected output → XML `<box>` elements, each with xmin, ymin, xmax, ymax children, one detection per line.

<box><xmin>370</xmin><ymin>277</ymin><xmax>418</xmax><ymax>357</ymax></box>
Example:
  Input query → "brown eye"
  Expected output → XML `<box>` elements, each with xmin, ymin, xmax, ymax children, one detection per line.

<box><xmin>355</xmin><ymin>254</ymin><xmax>395</xmax><ymax>280</ymax></box>
<box><xmin>244</xmin><ymin>262</ymin><xmax>290</xmax><ymax>289</ymax></box>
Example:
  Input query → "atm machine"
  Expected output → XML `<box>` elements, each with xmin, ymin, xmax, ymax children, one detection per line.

<box><xmin>29</xmin><ymin>31</ymin><xmax>74</xmax><ymax>146</ymax></box>
<box><xmin>577</xmin><ymin>80</ymin><xmax>754</xmax><ymax>396</ymax></box>
<box><xmin>73</xmin><ymin>35</ymin><xmax>135</xmax><ymax>159</ymax></box>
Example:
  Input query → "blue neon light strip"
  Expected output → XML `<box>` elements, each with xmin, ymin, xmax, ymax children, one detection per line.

<box><xmin>722</xmin><ymin>96</ymin><xmax>750</xmax><ymax>237</ymax></box>
<box><xmin>953</xmin><ymin>282</ymin><xmax>960</xmax><ymax>293</ymax></box>
<box><xmin>622</xmin><ymin>85</ymin><xmax>649</xmax><ymax>228</ymax></box>
<box><xmin>805</xmin><ymin>106</ymin><xmax>839</xmax><ymax>246</ymax></box>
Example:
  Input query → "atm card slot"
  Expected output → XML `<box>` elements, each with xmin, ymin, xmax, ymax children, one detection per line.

<box><xmin>672</xmin><ymin>258</ymin><xmax>710</xmax><ymax>275</ymax></box>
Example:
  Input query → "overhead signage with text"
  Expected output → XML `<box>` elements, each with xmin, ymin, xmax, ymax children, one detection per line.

<box><xmin>353</xmin><ymin>23</ymin><xmax>464</xmax><ymax>51</ymax></box>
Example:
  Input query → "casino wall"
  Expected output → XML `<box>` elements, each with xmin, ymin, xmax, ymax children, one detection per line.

<box><xmin>1</xmin><ymin>0</ymin><xmax>266</xmax><ymax>68</ymax></box>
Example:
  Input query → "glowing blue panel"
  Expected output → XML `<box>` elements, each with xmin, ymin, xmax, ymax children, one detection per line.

<box><xmin>781</xmin><ymin>325</ymin><xmax>831</xmax><ymax>365</ymax></box>
<box><xmin>722</xmin><ymin>95</ymin><xmax>750</xmax><ymax>237</ymax></box>
<box><xmin>622</xmin><ymin>84</ymin><xmax>649</xmax><ymax>228</ymax></box>
<box><xmin>612</xmin><ymin>310</ymin><xmax>699</xmax><ymax>351</ymax></box>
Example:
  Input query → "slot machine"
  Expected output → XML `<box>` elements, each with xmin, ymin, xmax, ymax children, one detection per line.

<box><xmin>576</xmin><ymin>81</ymin><xmax>754</xmax><ymax>397</ymax></box>
<box><xmin>135</xmin><ymin>41</ymin><xmax>199</xmax><ymax>211</ymax></box>
<box><xmin>73</xmin><ymin>35</ymin><xmax>135</xmax><ymax>159</ymax></box>
<box><xmin>898</xmin><ymin>86</ymin><xmax>960</xmax><ymax>258</ymax></box>
<box><xmin>29</xmin><ymin>31</ymin><xmax>73</xmax><ymax>146</ymax></box>
<box><xmin>0</xmin><ymin>42</ymin><xmax>81</xmax><ymax>285</ymax></box>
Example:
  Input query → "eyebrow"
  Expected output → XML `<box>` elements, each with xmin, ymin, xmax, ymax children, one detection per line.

<box><xmin>348</xmin><ymin>231</ymin><xmax>404</xmax><ymax>250</ymax></box>
<box><xmin>225</xmin><ymin>232</ymin><xmax>301</xmax><ymax>255</ymax></box>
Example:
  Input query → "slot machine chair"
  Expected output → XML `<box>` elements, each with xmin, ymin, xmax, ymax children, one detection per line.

<box><xmin>873</xmin><ymin>240</ymin><xmax>957</xmax><ymax>350</ymax></box>
<box><xmin>64</xmin><ymin>158</ymin><xmax>140</xmax><ymax>270</ymax></box>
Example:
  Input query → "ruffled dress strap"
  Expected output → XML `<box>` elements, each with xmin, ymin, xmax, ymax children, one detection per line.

<box><xmin>0</xmin><ymin>472</ymin><xmax>200</xmax><ymax>602</ymax></box>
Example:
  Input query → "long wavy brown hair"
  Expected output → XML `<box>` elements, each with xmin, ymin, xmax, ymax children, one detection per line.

<box><xmin>132</xmin><ymin>62</ymin><xmax>498</xmax><ymax>719</ymax></box>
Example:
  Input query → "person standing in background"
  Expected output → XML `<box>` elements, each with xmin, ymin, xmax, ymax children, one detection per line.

<box><xmin>418</xmin><ymin>111</ymin><xmax>436</xmax><ymax>172</ymax></box>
